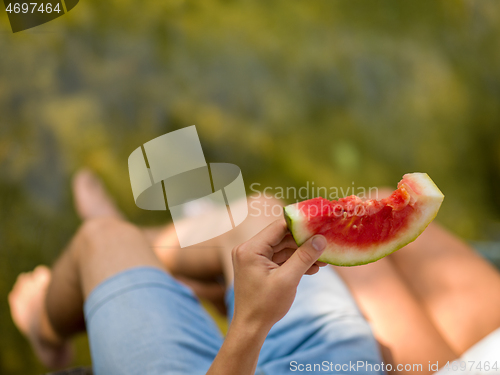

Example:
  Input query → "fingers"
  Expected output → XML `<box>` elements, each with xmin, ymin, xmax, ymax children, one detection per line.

<box><xmin>277</xmin><ymin>235</ymin><xmax>327</xmax><ymax>284</ymax></box>
<box><xmin>272</xmin><ymin>248</ymin><xmax>295</xmax><ymax>264</ymax></box>
<box><xmin>273</xmin><ymin>251</ymin><xmax>328</xmax><ymax>267</ymax></box>
<box><xmin>273</xmin><ymin>248</ymin><xmax>328</xmax><ymax>267</ymax></box>
<box><xmin>252</xmin><ymin>219</ymin><xmax>289</xmax><ymax>248</ymax></box>
<box><xmin>304</xmin><ymin>264</ymin><xmax>320</xmax><ymax>275</ymax></box>
<box><xmin>240</xmin><ymin>219</ymin><xmax>290</xmax><ymax>260</ymax></box>
<box><xmin>272</xmin><ymin>234</ymin><xmax>298</xmax><ymax>253</ymax></box>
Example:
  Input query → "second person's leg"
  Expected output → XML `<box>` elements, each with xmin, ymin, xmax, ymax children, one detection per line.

<box><xmin>334</xmin><ymin>258</ymin><xmax>457</xmax><ymax>374</ymax></box>
<box><xmin>389</xmin><ymin>223</ymin><xmax>500</xmax><ymax>354</ymax></box>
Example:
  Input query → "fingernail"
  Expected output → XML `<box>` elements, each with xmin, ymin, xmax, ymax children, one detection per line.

<box><xmin>312</xmin><ymin>236</ymin><xmax>327</xmax><ymax>251</ymax></box>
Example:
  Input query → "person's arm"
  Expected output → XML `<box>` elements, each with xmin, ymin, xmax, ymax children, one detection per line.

<box><xmin>207</xmin><ymin>219</ymin><xmax>327</xmax><ymax>375</ymax></box>
<box><xmin>207</xmin><ymin>318</ymin><xmax>267</xmax><ymax>375</ymax></box>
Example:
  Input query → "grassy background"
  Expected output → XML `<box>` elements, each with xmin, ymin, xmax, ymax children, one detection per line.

<box><xmin>1</xmin><ymin>0</ymin><xmax>500</xmax><ymax>373</ymax></box>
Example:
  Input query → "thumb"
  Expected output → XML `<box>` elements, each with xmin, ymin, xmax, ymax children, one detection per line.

<box><xmin>278</xmin><ymin>235</ymin><xmax>327</xmax><ymax>282</ymax></box>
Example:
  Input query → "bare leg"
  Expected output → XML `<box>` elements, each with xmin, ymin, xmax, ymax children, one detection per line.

<box><xmin>9</xmin><ymin>170</ymin><xmax>287</xmax><ymax>369</ymax></box>
<box><xmin>71</xmin><ymin>169</ymin><xmax>285</xmax><ymax>310</ymax></box>
<box><xmin>72</xmin><ymin>169</ymin><xmax>229</xmax><ymax>312</ymax></box>
<box><xmin>389</xmin><ymin>223</ymin><xmax>500</xmax><ymax>354</ymax></box>
<box><xmin>73</xmin><ymin>169</ymin><xmax>224</xmax><ymax>282</ymax></box>
<box><xmin>334</xmin><ymin>258</ymin><xmax>457</xmax><ymax>374</ymax></box>
<box><xmin>72</xmin><ymin>169</ymin><xmax>124</xmax><ymax>220</ymax></box>
<box><xmin>9</xmin><ymin>217</ymin><xmax>164</xmax><ymax>369</ymax></box>
<box><xmin>132</xmin><ymin>194</ymin><xmax>285</xmax><ymax>286</ymax></box>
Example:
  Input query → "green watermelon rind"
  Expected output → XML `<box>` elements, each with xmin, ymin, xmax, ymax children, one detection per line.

<box><xmin>283</xmin><ymin>207</ymin><xmax>300</xmax><ymax>245</ymax></box>
<box><xmin>283</xmin><ymin>173</ymin><xmax>444</xmax><ymax>267</ymax></box>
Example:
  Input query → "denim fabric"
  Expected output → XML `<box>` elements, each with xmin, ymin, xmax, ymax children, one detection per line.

<box><xmin>84</xmin><ymin>266</ymin><xmax>385</xmax><ymax>375</ymax></box>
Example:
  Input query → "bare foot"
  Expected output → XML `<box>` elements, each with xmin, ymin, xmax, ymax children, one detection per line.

<box><xmin>8</xmin><ymin>266</ymin><xmax>73</xmax><ymax>369</ymax></box>
<box><xmin>72</xmin><ymin>169</ymin><xmax>123</xmax><ymax>220</ymax></box>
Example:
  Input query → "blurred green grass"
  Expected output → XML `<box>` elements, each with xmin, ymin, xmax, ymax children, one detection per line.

<box><xmin>1</xmin><ymin>0</ymin><xmax>500</xmax><ymax>373</ymax></box>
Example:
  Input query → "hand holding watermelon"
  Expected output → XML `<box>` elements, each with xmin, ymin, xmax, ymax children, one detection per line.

<box><xmin>208</xmin><ymin>220</ymin><xmax>329</xmax><ymax>375</ymax></box>
<box><xmin>230</xmin><ymin>219</ymin><xmax>328</xmax><ymax>332</ymax></box>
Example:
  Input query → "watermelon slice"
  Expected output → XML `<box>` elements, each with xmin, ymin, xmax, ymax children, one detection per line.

<box><xmin>283</xmin><ymin>173</ymin><xmax>444</xmax><ymax>266</ymax></box>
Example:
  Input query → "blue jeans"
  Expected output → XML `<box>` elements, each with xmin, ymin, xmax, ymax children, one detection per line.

<box><xmin>84</xmin><ymin>266</ymin><xmax>385</xmax><ymax>374</ymax></box>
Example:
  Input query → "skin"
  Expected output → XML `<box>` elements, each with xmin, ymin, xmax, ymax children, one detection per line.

<box><xmin>389</xmin><ymin>223</ymin><xmax>500</xmax><ymax>354</ymax></box>
<box><xmin>8</xmin><ymin>170</ymin><xmax>327</xmax><ymax>372</ymax></box>
<box><xmin>207</xmin><ymin>220</ymin><xmax>328</xmax><ymax>375</ymax></box>
<box><xmin>334</xmin><ymin>189</ymin><xmax>500</xmax><ymax>374</ymax></box>
<box><xmin>334</xmin><ymin>258</ymin><xmax>457</xmax><ymax>374</ymax></box>
<box><xmin>8</xmin><ymin>173</ymin><xmax>500</xmax><ymax>373</ymax></box>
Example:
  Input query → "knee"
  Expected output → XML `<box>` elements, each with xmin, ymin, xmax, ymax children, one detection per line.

<box><xmin>80</xmin><ymin>216</ymin><xmax>135</xmax><ymax>238</ymax></box>
<box><xmin>75</xmin><ymin>217</ymin><xmax>141</xmax><ymax>260</ymax></box>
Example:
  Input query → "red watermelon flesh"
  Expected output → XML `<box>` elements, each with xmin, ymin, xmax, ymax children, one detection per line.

<box><xmin>283</xmin><ymin>173</ymin><xmax>444</xmax><ymax>266</ymax></box>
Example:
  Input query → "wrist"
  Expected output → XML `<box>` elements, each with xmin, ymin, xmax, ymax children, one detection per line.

<box><xmin>229</xmin><ymin>314</ymin><xmax>271</xmax><ymax>345</ymax></box>
<box><xmin>207</xmin><ymin>313</ymin><xmax>270</xmax><ymax>375</ymax></box>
